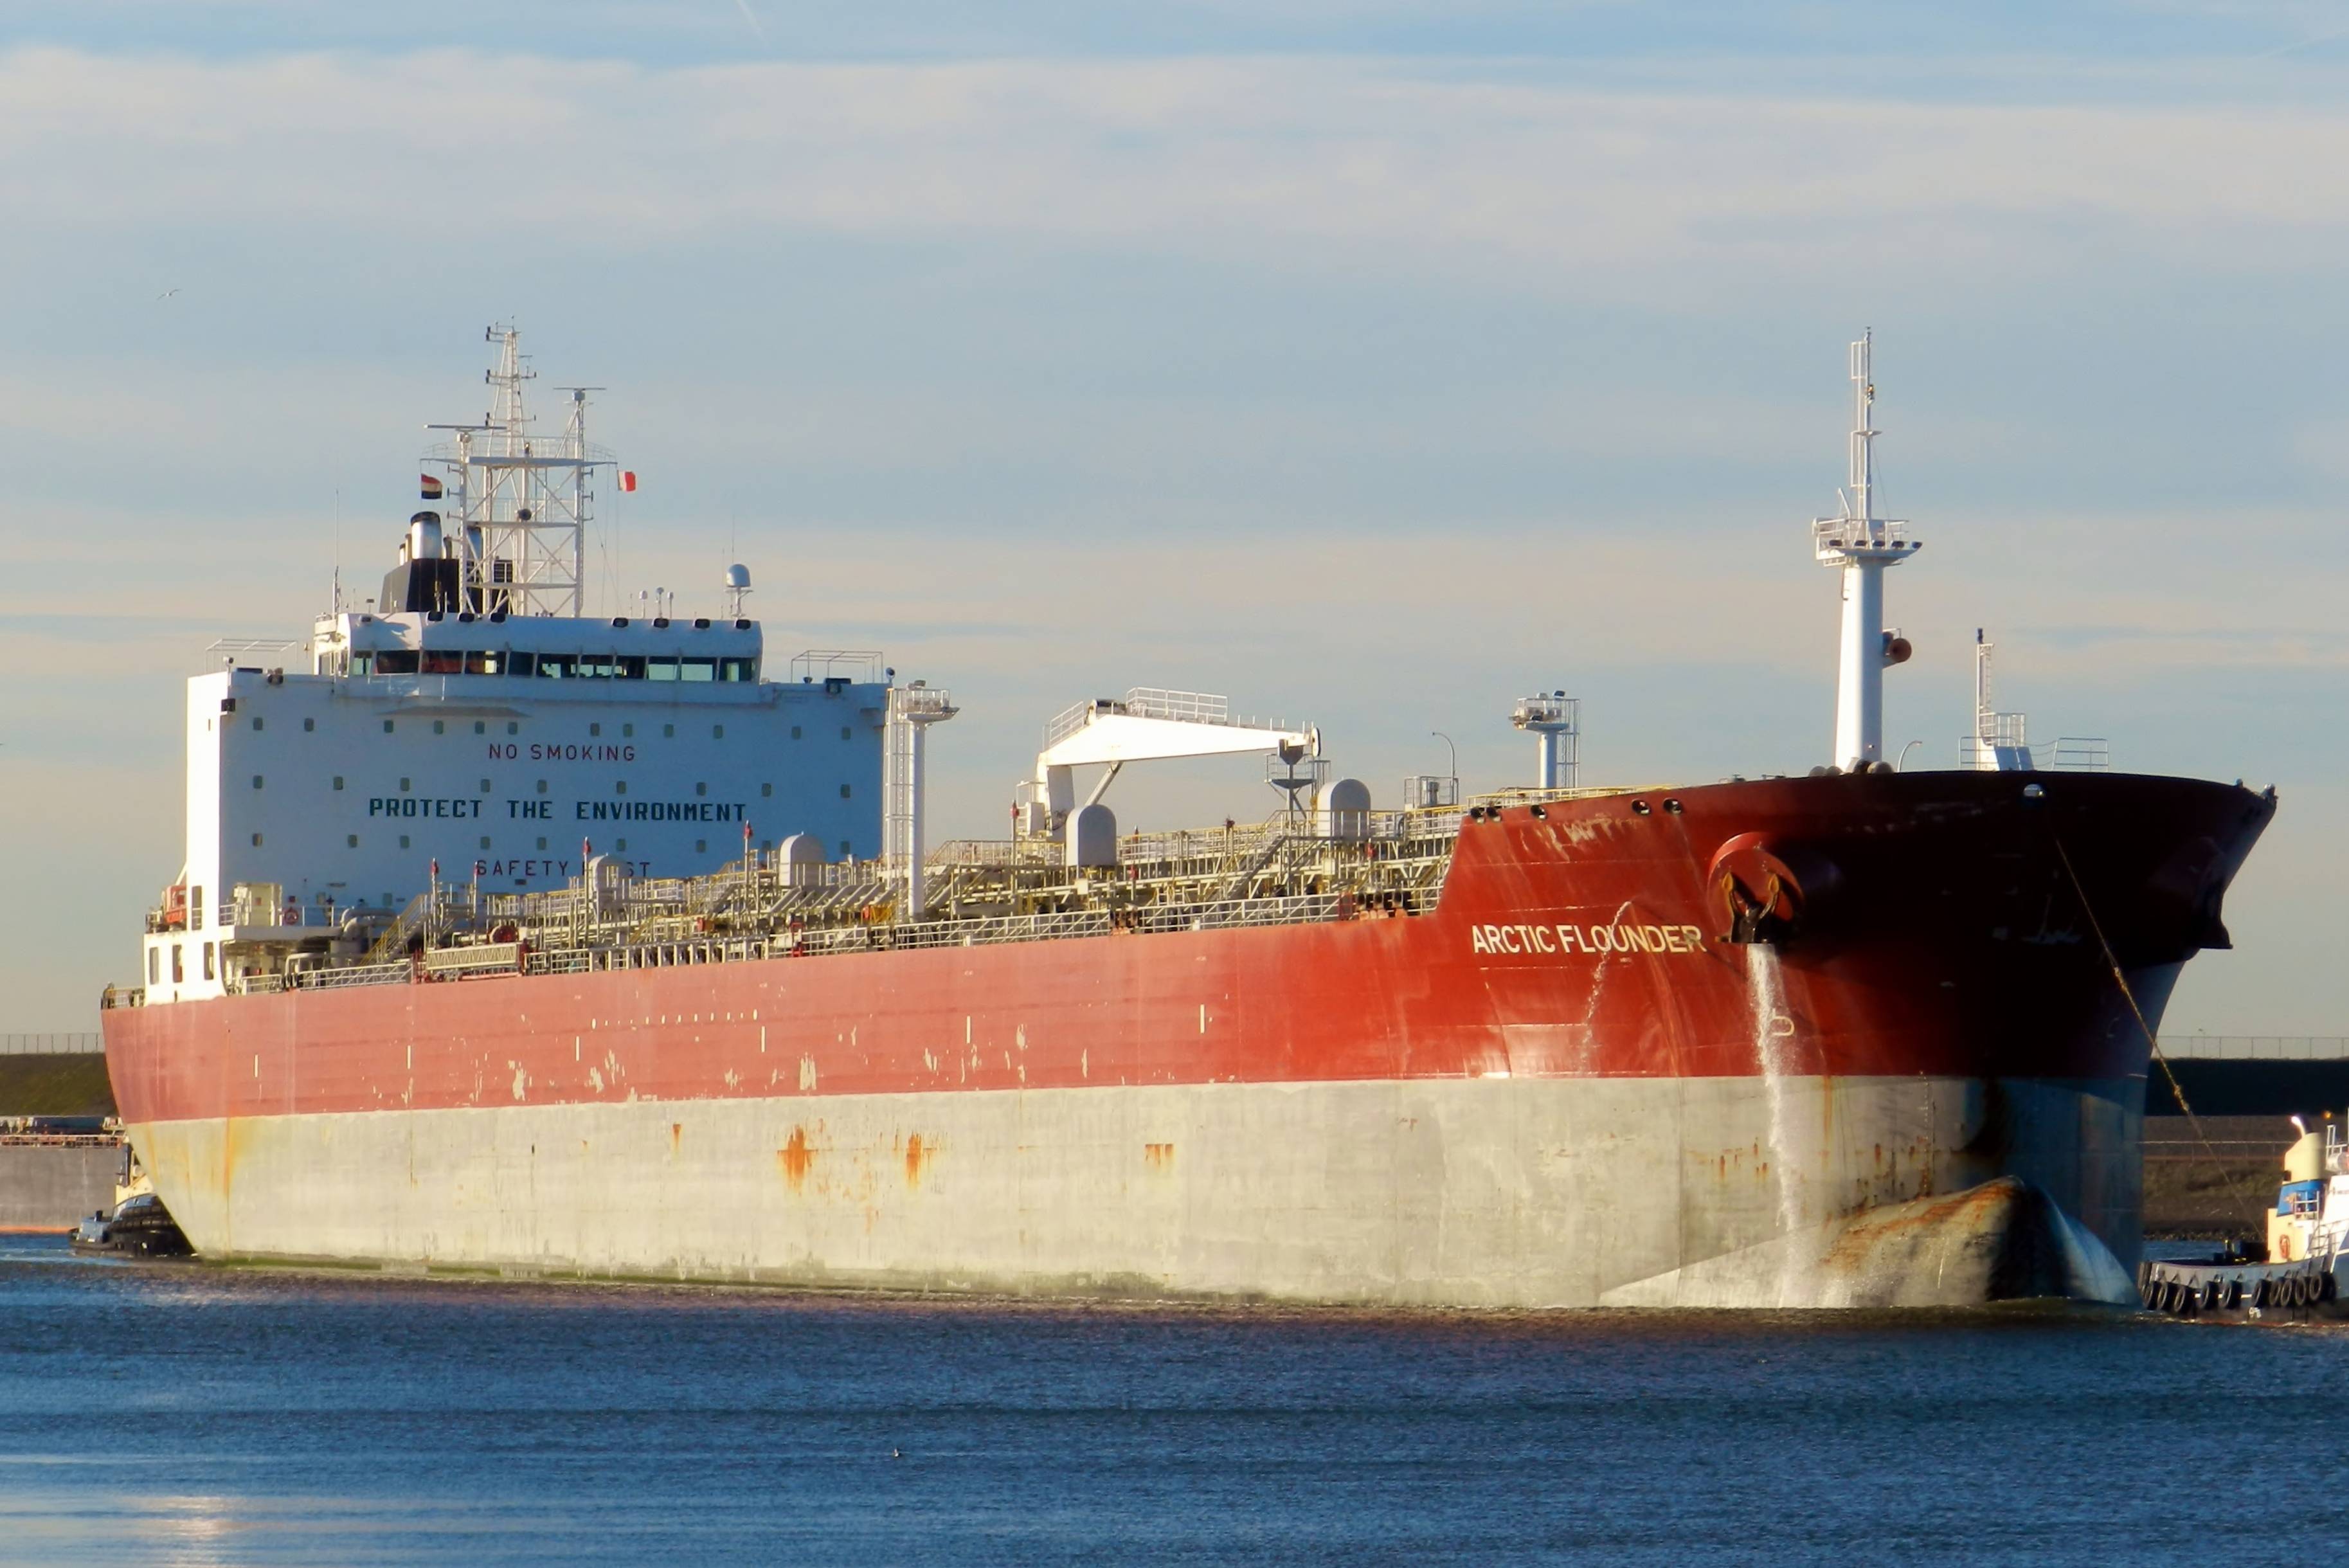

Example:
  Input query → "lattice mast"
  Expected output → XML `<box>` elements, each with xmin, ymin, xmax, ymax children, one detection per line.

<box><xmin>427</xmin><ymin>325</ymin><xmax>612</xmax><ymax>619</ymax></box>
<box><xmin>1810</xmin><ymin>331</ymin><xmax>1922</xmax><ymax>770</ymax></box>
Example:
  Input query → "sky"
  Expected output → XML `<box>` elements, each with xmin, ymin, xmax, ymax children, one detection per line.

<box><xmin>0</xmin><ymin>1</ymin><xmax>2337</xmax><ymax>1034</ymax></box>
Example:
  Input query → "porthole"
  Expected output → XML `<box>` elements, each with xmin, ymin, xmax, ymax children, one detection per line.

<box><xmin>383</xmin><ymin>720</ymin><xmax>395</xmax><ymax>734</ymax></box>
<box><xmin>695</xmin><ymin>839</ymin><xmax>707</xmax><ymax>854</ymax></box>
<box><xmin>332</xmin><ymin>776</ymin><xmax>345</xmax><ymax>791</ymax></box>
<box><xmin>346</xmin><ymin>834</ymin><xmax>359</xmax><ymax>848</ymax></box>
<box><xmin>303</xmin><ymin>717</ymin><xmax>315</xmax><ymax>732</ymax></box>
<box><xmin>399</xmin><ymin>834</ymin><xmax>411</xmax><ymax>849</ymax></box>
<box><xmin>536</xmin><ymin>780</ymin><xmax>548</xmax><ymax>795</ymax></box>
<box><xmin>433</xmin><ymin>720</ymin><xmax>445</xmax><ymax>735</ymax></box>
<box><xmin>252</xmin><ymin>775</ymin><xmax>264</xmax><ymax>789</ymax></box>
<box><xmin>761</xmin><ymin>782</ymin><xmax>773</xmax><ymax>798</ymax></box>
<box><xmin>840</xmin><ymin>784</ymin><xmax>852</xmax><ymax>799</ymax></box>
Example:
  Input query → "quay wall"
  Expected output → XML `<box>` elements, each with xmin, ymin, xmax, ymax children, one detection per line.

<box><xmin>0</xmin><ymin>1143</ymin><xmax>118</xmax><ymax>1233</ymax></box>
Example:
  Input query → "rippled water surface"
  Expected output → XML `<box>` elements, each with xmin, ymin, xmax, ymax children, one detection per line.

<box><xmin>5</xmin><ymin>1234</ymin><xmax>2348</xmax><ymax>1565</ymax></box>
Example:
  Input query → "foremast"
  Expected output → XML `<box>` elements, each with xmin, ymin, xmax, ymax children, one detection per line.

<box><xmin>1810</xmin><ymin>330</ymin><xmax>1922</xmax><ymax>770</ymax></box>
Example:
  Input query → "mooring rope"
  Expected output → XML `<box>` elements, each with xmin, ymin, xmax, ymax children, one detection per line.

<box><xmin>2051</xmin><ymin>833</ymin><xmax>2233</xmax><ymax>1193</ymax></box>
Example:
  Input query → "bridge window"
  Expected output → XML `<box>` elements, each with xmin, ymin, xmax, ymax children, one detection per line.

<box><xmin>681</xmin><ymin>658</ymin><xmax>716</xmax><ymax>683</ymax></box>
<box><xmin>376</xmin><ymin>652</ymin><xmax>419</xmax><ymax>675</ymax></box>
<box><xmin>508</xmin><ymin>653</ymin><xmax>537</xmax><ymax>678</ymax></box>
<box><xmin>719</xmin><ymin>657</ymin><xmax>755</xmax><ymax>681</ymax></box>
<box><xmin>616</xmin><ymin>656</ymin><xmax>647</xmax><ymax>680</ymax></box>
<box><xmin>537</xmin><ymin>654</ymin><xmax>577</xmax><ymax>679</ymax></box>
<box><xmin>350</xmin><ymin>653</ymin><xmax>374</xmax><ymax>675</ymax></box>
<box><xmin>579</xmin><ymin>654</ymin><xmax>615</xmax><ymax>680</ymax></box>
<box><xmin>171</xmin><ymin>945</ymin><xmax>183</xmax><ymax>984</ymax></box>
<box><xmin>646</xmin><ymin>657</ymin><xmax>678</xmax><ymax>683</ymax></box>
<box><xmin>421</xmin><ymin>651</ymin><xmax>462</xmax><ymax>675</ymax></box>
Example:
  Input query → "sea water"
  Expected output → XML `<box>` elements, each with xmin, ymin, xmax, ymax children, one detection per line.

<box><xmin>5</xmin><ymin>1235</ymin><xmax>2349</xmax><ymax>1565</ymax></box>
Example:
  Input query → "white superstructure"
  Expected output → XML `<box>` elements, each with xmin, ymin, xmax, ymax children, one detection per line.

<box><xmin>142</xmin><ymin>331</ymin><xmax>892</xmax><ymax>1003</ymax></box>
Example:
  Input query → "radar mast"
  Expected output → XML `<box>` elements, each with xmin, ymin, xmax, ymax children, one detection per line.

<box><xmin>426</xmin><ymin>325</ymin><xmax>613</xmax><ymax>619</ymax></box>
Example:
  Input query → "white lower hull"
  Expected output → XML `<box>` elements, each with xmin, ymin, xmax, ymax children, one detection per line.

<box><xmin>129</xmin><ymin>1072</ymin><xmax>2143</xmax><ymax>1309</ymax></box>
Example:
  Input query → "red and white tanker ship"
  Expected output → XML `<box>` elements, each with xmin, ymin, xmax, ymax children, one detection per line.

<box><xmin>100</xmin><ymin>331</ymin><xmax>2275</xmax><ymax>1308</ymax></box>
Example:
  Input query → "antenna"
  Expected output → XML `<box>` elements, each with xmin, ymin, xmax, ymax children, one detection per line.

<box><xmin>422</xmin><ymin>330</ymin><xmax>615</xmax><ymax>619</ymax></box>
<box><xmin>1809</xmin><ymin>330</ymin><xmax>1922</xmax><ymax>770</ymax></box>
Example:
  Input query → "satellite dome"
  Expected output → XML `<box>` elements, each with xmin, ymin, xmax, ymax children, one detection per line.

<box><xmin>724</xmin><ymin>564</ymin><xmax>752</xmax><ymax>590</ymax></box>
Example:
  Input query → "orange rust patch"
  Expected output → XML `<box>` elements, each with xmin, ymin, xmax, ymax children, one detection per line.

<box><xmin>1144</xmin><ymin>1142</ymin><xmax>1174</xmax><ymax>1171</ymax></box>
<box><xmin>777</xmin><ymin>1126</ymin><xmax>814</xmax><ymax>1191</ymax></box>
<box><xmin>670</xmin><ymin>1122</ymin><xmax>682</xmax><ymax>1155</ymax></box>
<box><xmin>905</xmin><ymin>1131</ymin><xmax>928</xmax><ymax>1189</ymax></box>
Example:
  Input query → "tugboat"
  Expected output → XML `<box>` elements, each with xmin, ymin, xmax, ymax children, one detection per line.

<box><xmin>2138</xmin><ymin>1117</ymin><xmax>2345</xmax><ymax>1320</ymax></box>
<box><xmin>68</xmin><ymin>1147</ymin><xmax>192</xmax><ymax>1260</ymax></box>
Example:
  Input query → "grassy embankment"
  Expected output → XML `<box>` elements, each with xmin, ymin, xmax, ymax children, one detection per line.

<box><xmin>0</xmin><ymin>1055</ymin><xmax>116</xmax><ymax>1117</ymax></box>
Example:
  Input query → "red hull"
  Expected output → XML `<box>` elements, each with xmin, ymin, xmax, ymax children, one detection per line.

<box><xmin>107</xmin><ymin>771</ymin><xmax>2272</xmax><ymax>1122</ymax></box>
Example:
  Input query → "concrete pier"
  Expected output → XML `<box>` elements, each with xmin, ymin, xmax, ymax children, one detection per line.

<box><xmin>0</xmin><ymin>1142</ymin><xmax>119</xmax><ymax>1233</ymax></box>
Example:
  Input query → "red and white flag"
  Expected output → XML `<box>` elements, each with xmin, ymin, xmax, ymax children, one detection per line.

<box><xmin>617</xmin><ymin>471</ymin><xmax>638</xmax><ymax>493</ymax></box>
